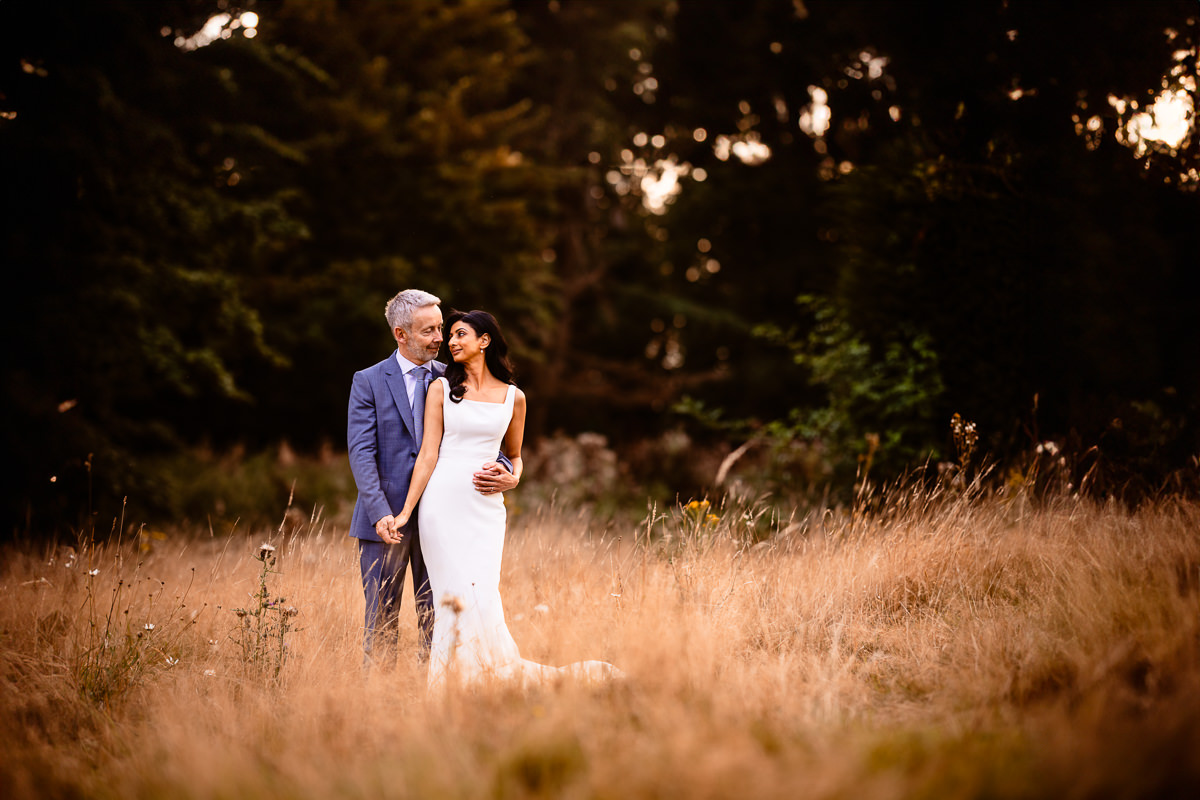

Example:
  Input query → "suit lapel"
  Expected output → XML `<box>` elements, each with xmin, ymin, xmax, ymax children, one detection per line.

<box><xmin>384</xmin><ymin>352</ymin><xmax>418</xmax><ymax>441</ymax></box>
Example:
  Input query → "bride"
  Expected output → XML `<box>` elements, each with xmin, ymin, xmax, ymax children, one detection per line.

<box><xmin>394</xmin><ymin>310</ymin><xmax>617</xmax><ymax>690</ymax></box>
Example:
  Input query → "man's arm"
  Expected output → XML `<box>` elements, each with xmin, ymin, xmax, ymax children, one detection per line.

<box><xmin>347</xmin><ymin>371</ymin><xmax>400</xmax><ymax>542</ymax></box>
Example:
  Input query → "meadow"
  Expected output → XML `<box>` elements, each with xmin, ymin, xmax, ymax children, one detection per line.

<box><xmin>3</xmin><ymin>483</ymin><xmax>1200</xmax><ymax>799</ymax></box>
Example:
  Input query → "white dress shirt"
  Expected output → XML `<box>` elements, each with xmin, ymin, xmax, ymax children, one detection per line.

<box><xmin>396</xmin><ymin>352</ymin><xmax>432</xmax><ymax>408</ymax></box>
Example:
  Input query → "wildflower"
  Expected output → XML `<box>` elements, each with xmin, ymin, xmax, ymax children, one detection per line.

<box><xmin>203</xmin><ymin>669</ymin><xmax>216</xmax><ymax>677</ymax></box>
<box><xmin>284</xmin><ymin>606</ymin><xmax>299</xmax><ymax>617</ymax></box>
<box><xmin>950</xmin><ymin>413</ymin><xmax>979</xmax><ymax>466</ymax></box>
<box><xmin>256</xmin><ymin>543</ymin><xmax>276</xmax><ymax>562</ymax></box>
<box><xmin>1036</xmin><ymin>441</ymin><xmax>1060</xmax><ymax>456</ymax></box>
<box><xmin>165</xmin><ymin>656</ymin><xmax>178</xmax><ymax>666</ymax></box>
<box><xmin>534</xmin><ymin>603</ymin><xmax>551</xmax><ymax>615</ymax></box>
<box><xmin>235</xmin><ymin>608</ymin><xmax>248</xmax><ymax>618</ymax></box>
<box><xmin>144</xmin><ymin>623</ymin><xmax>155</xmax><ymax>632</ymax></box>
<box><xmin>87</xmin><ymin>569</ymin><xmax>100</xmax><ymax>577</ymax></box>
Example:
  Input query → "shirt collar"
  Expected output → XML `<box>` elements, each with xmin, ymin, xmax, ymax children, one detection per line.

<box><xmin>395</xmin><ymin>351</ymin><xmax>431</xmax><ymax>375</ymax></box>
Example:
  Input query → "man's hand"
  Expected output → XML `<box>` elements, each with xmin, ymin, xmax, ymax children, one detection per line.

<box><xmin>473</xmin><ymin>461</ymin><xmax>519</xmax><ymax>495</ymax></box>
<box><xmin>375</xmin><ymin>514</ymin><xmax>402</xmax><ymax>544</ymax></box>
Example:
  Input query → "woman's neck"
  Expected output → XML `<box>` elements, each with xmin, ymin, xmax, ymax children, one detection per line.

<box><xmin>461</xmin><ymin>357</ymin><xmax>490</xmax><ymax>391</ymax></box>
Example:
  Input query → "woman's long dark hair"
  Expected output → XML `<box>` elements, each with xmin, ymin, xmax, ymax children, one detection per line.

<box><xmin>442</xmin><ymin>310</ymin><xmax>515</xmax><ymax>403</ymax></box>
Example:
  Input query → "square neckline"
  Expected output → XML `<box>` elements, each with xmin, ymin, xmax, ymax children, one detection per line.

<box><xmin>438</xmin><ymin>376</ymin><xmax>513</xmax><ymax>405</ymax></box>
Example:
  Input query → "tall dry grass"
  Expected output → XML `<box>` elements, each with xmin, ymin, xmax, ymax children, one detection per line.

<box><xmin>3</xmin><ymin>488</ymin><xmax>1200</xmax><ymax>799</ymax></box>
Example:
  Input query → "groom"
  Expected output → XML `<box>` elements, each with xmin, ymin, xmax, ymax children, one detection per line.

<box><xmin>347</xmin><ymin>288</ymin><xmax>517</xmax><ymax>665</ymax></box>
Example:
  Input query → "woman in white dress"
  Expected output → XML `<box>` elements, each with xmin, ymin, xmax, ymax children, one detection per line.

<box><xmin>394</xmin><ymin>310</ymin><xmax>616</xmax><ymax>690</ymax></box>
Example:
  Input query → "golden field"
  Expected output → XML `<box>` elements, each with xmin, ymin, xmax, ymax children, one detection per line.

<box><xmin>3</xmin><ymin>488</ymin><xmax>1200</xmax><ymax>799</ymax></box>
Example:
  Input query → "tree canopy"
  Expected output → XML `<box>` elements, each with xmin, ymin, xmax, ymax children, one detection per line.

<box><xmin>2</xmin><ymin>0</ymin><xmax>1197</xmax><ymax>533</ymax></box>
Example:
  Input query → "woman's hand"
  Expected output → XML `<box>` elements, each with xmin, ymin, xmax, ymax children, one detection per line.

<box><xmin>393</xmin><ymin>509</ymin><xmax>411</xmax><ymax>533</ymax></box>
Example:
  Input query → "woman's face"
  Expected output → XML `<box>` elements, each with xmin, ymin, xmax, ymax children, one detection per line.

<box><xmin>446</xmin><ymin>320</ymin><xmax>488</xmax><ymax>363</ymax></box>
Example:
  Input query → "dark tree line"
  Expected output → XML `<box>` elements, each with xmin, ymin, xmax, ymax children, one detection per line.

<box><xmin>2</xmin><ymin>0</ymin><xmax>1197</xmax><ymax>534</ymax></box>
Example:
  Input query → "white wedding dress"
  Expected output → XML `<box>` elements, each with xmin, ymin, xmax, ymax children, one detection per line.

<box><xmin>418</xmin><ymin>377</ymin><xmax>616</xmax><ymax>691</ymax></box>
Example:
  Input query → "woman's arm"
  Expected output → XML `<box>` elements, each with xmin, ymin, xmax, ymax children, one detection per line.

<box><xmin>500</xmin><ymin>389</ymin><xmax>526</xmax><ymax>484</ymax></box>
<box><xmin>394</xmin><ymin>380</ymin><xmax>445</xmax><ymax>530</ymax></box>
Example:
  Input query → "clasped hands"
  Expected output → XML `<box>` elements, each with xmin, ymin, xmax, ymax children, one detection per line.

<box><xmin>375</xmin><ymin>461</ymin><xmax>519</xmax><ymax>544</ymax></box>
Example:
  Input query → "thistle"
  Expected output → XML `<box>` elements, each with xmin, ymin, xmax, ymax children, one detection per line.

<box><xmin>232</xmin><ymin>541</ymin><xmax>299</xmax><ymax>683</ymax></box>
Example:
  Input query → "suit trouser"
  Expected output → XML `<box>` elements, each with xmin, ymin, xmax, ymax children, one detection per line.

<box><xmin>358</xmin><ymin>533</ymin><xmax>434</xmax><ymax>663</ymax></box>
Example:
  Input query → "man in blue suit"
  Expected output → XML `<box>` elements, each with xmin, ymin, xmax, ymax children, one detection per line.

<box><xmin>348</xmin><ymin>289</ymin><xmax>516</xmax><ymax>665</ymax></box>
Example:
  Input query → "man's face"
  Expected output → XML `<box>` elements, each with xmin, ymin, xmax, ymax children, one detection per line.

<box><xmin>395</xmin><ymin>304</ymin><xmax>443</xmax><ymax>365</ymax></box>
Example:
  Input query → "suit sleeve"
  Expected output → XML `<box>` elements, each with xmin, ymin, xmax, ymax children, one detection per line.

<box><xmin>348</xmin><ymin>370</ymin><xmax>393</xmax><ymax>526</ymax></box>
<box><xmin>496</xmin><ymin>451</ymin><xmax>514</xmax><ymax>472</ymax></box>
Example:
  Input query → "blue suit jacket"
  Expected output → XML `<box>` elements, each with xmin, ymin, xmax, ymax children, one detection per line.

<box><xmin>347</xmin><ymin>352</ymin><xmax>446</xmax><ymax>542</ymax></box>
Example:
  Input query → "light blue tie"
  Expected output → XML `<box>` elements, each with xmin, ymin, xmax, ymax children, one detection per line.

<box><xmin>411</xmin><ymin>366</ymin><xmax>430</xmax><ymax>445</ymax></box>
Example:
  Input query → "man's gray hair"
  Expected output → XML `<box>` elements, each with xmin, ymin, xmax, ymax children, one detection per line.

<box><xmin>385</xmin><ymin>289</ymin><xmax>441</xmax><ymax>332</ymax></box>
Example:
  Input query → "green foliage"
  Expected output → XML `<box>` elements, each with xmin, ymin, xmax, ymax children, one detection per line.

<box><xmin>1</xmin><ymin>0</ymin><xmax>564</xmax><ymax>532</ymax></box>
<box><xmin>754</xmin><ymin>294</ymin><xmax>945</xmax><ymax>486</ymax></box>
<box><xmin>657</xmin><ymin>1</ymin><xmax>1196</xmax><ymax>497</ymax></box>
<box><xmin>149</xmin><ymin>445</ymin><xmax>355</xmax><ymax>529</ymax></box>
<box><xmin>3</xmin><ymin>0</ymin><xmax>1199</xmax><ymax>535</ymax></box>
